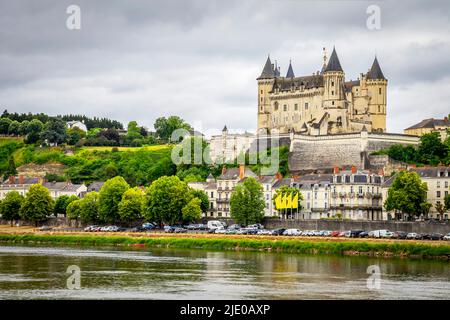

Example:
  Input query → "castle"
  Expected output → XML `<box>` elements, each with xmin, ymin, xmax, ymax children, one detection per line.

<box><xmin>257</xmin><ymin>47</ymin><xmax>387</xmax><ymax>135</ymax></box>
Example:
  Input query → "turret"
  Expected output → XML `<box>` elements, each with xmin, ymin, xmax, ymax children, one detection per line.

<box><xmin>257</xmin><ymin>55</ymin><xmax>276</xmax><ymax>134</ymax></box>
<box><xmin>286</xmin><ymin>60</ymin><xmax>295</xmax><ymax>78</ymax></box>
<box><xmin>322</xmin><ymin>47</ymin><xmax>347</xmax><ymax>132</ymax></box>
<box><xmin>366</xmin><ymin>56</ymin><xmax>387</xmax><ymax>132</ymax></box>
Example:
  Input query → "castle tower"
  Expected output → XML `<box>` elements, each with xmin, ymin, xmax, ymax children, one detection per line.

<box><xmin>366</xmin><ymin>57</ymin><xmax>387</xmax><ymax>132</ymax></box>
<box><xmin>286</xmin><ymin>60</ymin><xmax>295</xmax><ymax>78</ymax></box>
<box><xmin>257</xmin><ymin>55</ymin><xmax>276</xmax><ymax>134</ymax></box>
<box><xmin>322</xmin><ymin>47</ymin><xmax>347</xmax><ymax>133</ymax></box>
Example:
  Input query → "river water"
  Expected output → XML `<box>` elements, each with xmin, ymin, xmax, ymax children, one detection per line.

<box><xmin>0</xmin><ymin>244</ymin><xmax>448</xmax><ymax>300</ymax></box>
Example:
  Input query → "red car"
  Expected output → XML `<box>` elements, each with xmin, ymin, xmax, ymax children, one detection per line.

<box><xmin>331</xmin><ymin>231</ymin><xmax>340</xmax><ymax>237</ymax></box>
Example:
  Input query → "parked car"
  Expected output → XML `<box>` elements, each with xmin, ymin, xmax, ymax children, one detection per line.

<box><xmin>371</xmin><ymin>229</ymin><xmax>392</xmax><ymax>238</ymax></box>
<box><xmin>228</xmin><ymin>224</ymin><xmax>241</xmax><ymax>231</ymax></box>
<box><xmin>84</xmin><ymin>225</ymin><xmax>98</xmax><ymax>232</ymax></box>
<box><xmin>257</xmin><ymin>229</ymin><xmax>272</xmax><ymax>235</ymax></box>
<box><xmin>142</xmin><ymin>222</ymin><xmax>155</xmax><ymax>230</ymax></box>
<box><xmin>443</xmin><ymin>233</ymin><xmax>450</xmax><ymax>240</ymax></box>
<box><xmin>349</xmin><ymin>230</ymin><xmax>365</xmax><ymax>238</ymax></box>
<box><xmin>344</xmin><ymin>231</ymin><xmax>352</xmax><ymax>238</ymax></box>
<box><xmin>421</xmin><ymin>233</ymin><xmax>431</xmax><ymax>240</ymax></box>
<box><xmin>214</xmin><ymin>227</ymin><xmax>227</xmax><ymax>234</ymax></box>
<box><xmin>330</xmin><ymin>231</ymin><xmax>340</xmax><ymax>237</ymax></box>
<box><xmin>248</xmin><ymin>223</ymin><xmax>264</xmax><ymax>229</ymax></box>
<box><xmin>283</xmin><ymin>228</ymin><xmax>302</xmax><ymax>236</ymax></box>
<box><xmin>185</xmin><ymin>224</ymin><xmax>199</xmax><ymax>230</ymax></box>
<box><xmin>429</xmin><ymin>233</ymin><xmax>443</xmax><ymax>240</ymax></box>
<box><xmin>392</xmin><ymin>231</ymin><xmax>408</xmax><ymax>239</ymax></box>
<box><xmin>406</xmin><ymin>232</ymin><xmax>418</xmax><ymax>239</ymax></box>
<box><xmin>358</xmin><ymin>231</ymin><xmax>369</xmax><ymax>238</ymax></box>
<box><xmin>129</xmin><ymin>226</ymin><xmax>145</xmax><ymax>232</ymax></box>
<box><xmin>270</xmin><ymin>228</ymin><xmax>286</xmax><ymax>236</ymax></box>
<box><xmin>164</xmin><ymin>226</ymin><xmax>176</xmax><ymax>233</ymax></box>
<box><xmin>338</xmin><ymin>231</ymin><xmax>346</xmax><ymax>237</ymax></box>
<box><xmin>174</xmin><ymin>227</ymin><xmax>187</xmax><ymax>233</ymax></box>
<box><xmin>197</xmin><ymin>224</ymin><xmax>208</xmax><ymax>230</ymax></box>
<box><xmin>38</xmin><ymin>226</ymin><xmax>53</xmax><ymax>231</ymax></box>
<box><xmin>207</xmin><ymin>220</ymin><xmax>225</xmax><ymax>231</ymax></box>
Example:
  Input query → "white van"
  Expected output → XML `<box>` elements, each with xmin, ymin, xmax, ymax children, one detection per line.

<box><xmin>372</xmin><ymin>229</ymin><xmax>393</xmax><ymax>238</ymax></box>
<box><xmin>207</xmin><ymin>220</ymin><xmax>225</xmax><ymax>231</ymax></box>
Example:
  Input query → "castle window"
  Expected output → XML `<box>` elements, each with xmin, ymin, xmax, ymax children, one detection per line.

<box><xmin>283</xmin><ymin>105</ymin><xmax>287</xmax><ymax>112</ymax></box>
<box><xmin>274</xmin><ymin>102</ymin><xmax>278</xmax><ymax>111</ymax></box>
<box><xmin>379</xmin><ymin>88</ymin><xmax>382</xmax><ymax>94</ymax></box>
<box><xmin>332</xmin><ymin>101</ymin><xmax>335</xmax><ymax>106</ymax></box>
<box><xmin>295</xmin><ymin>104</ymin><xmax>298</xmax><ymax>111</ymax></box>
<box><xmin>331</xmin><ymin>81</ymin><xmax>334</xmax><ymax>86</ymax></box>
<box><xmin>378</xmin><ymin>105</ymin><xmax>381</xmax><ymax>112</ymax></box>
<box><xmin>305</xmin><ymin>103</ymin><xmax>308</xmax><ymax>110</ymax></box>
<box><xmin>261</xmin><ymin>90</ymin><xmax>263</xmax><ymax>94</ymax></box>
<box><xmin>331</xmin><ymin>91</ymin><xmax>334</xmax><ymax>95</ymax></box>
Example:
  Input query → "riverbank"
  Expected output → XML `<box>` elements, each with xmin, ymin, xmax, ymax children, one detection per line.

<box><xmin>1</xmin><ymin>229</ymin><xmax>449</xmax><ymax>260</ymax></box>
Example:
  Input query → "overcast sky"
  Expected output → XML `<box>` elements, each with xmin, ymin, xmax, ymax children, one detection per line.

<box><xmin>0</xmin><ymin>0</ymin><xmax>449</xmax><ymax>136</ymax></box>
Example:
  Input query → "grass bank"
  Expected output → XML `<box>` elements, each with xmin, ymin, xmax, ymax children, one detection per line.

<box><xmin>1</xmin><ymin>234</ymin><xmax>449</xmax><ymax>260</ymax></box>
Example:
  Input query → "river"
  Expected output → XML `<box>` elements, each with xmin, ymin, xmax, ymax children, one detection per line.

<box><xmin>0</xmin><ymin>244</ymin><xmax>449</xmax><ymax>299</ymax></box>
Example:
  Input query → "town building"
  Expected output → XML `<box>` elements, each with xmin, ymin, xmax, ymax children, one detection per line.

<box><xmin>404</xmin><ymin>117</ymin><xmax>449</xmax><ymax>140</ymax></box>
<box><xmin>257</xmin><ymin>47</ymin><xmax>388</xmax><ymax>135</ymax></box>
<box><xmin>208</xmin><ymin>126</ymin><xmax>255</xmax><ymax>163</ymax></box>
<box><xmin>410</xmin><ymin>166</ymin><xmax>450</xmax><ymax>220</ymax></box>
<box><xmin>0</xmin><ymin>176</ymin><xmax>41</xmax><ymax>199</ymax></box>
<box><xmin>42</xmin><ymin>182</ymin><xmax>87</xmax><ymax>199</ymax></box>
<box><xmin>292</xmin><ymin>174</ymin><xmax>332</xmax><ymax>220</ymax></box>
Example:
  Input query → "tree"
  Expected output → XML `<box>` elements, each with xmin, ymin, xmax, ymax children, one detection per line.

<box><xmin>3</xmin><ymin>156</ymin><xmax>17</xmax><ymax>180</ymax></box>
<box><xmin>79</xmin><ymin>191</ymin><xmax>99</xmax><ymax>223</ymax></box>
<box><xmin>435</xmin><ymin>202</ymin><xmax>446</xmax><ymax>221</ymax></box>
<box><xmin>118</xmin><ymin>187</ymin><xmax>144</xmax><ymax>224</ymax></box>
<box><xmin>444</xmin><ymin>194</ymin><xmax>450</xmax><ymax>212</ymax></box>
<box><xmin>417</xmin><ymin>132</ymin><xmax>449</xmax><ymax>165</ymax></box>
<box><xmin>40</xmin><ymin>118</ymin><xmax>68</xmax><ymax>146</ymax></box>
<box><xmin>143</xmin><ymin>175</ymin><xmax>193</xmax><ymax>225</ymax></box>
<box><xmin>230</xmin><ymin>177</ymin><xmax>265</xmax><ymax>225</ymax></box>
<box><xmin>0</xmin><ymin>191</ymin><xmax>24</xmax><ymax>226</ymax></box>
<box><xmin>67</xmin><ymin>199</ymin><xmax>82</xmax><ymax>220</ymax></box>
<box><xmin>20</xmin><ymin>184</ymin><xmax>54</xmax><ymax>226</ymax></box>
<box><xmin>8</xmin><ymin>120</ymin><xmax>20</xmax><ymax>136</ymax></box>
<box><xmin>384</xmin><ymin>171</ymin><xmax>430</xmax><ymax>220</ymax></box>
<box><xmin>0</xmin><ymin>118</ymin><xmax>12</xmax><ymax>134</ymax></box>
<box><xmin>19</xmin><ymin>120</ymin><xmax>30</xmax><ymax>136</ymax></box>
<box><xmin>154</xmin><ymin>116</ymin><xmax>192</xmax><ymax>142</ymax></box>
<box><xmin>98</xmin><ymin>176</ymin><xmax>130</xmax><ymax>223</ymax></box>
<box><xmin>54</xmin><ymin>195</ymin><xmax>78</xmax><ymax>216</ymax></box>
<box><xmin>182</xmin><ymin>197</ymin><xmax>202</xmax><ymax>223</ymax></box>
<box><xmin>190</xmin><ymin>189</ymin><xmax>209</xmax><ymax>213</ymax></box>
<box><xmin>67</xmin><ymin>127</ymin><xmax>86</xmax><ymax>145</ymax></box>
<box><xmin>25</xmin><ymin>119</ymin><xmax>44</xmax><ymax>144</ymax></box>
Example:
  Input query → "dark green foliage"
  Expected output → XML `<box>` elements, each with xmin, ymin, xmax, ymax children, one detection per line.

<box><xmin>191</xmin><ymin>189</ymin><xmax>209</xmax><ymax>212</ymax></box>
<box><xmin>40</xmin><ymin>118</ymin><xmax>68</xmax><ymax>146</ymax></box>
<box><xmin>0</xmin><ymin>191</ymin><xmax>24</xmax><ymax>225</ymax></box>
<box><xmin>154</xmin><ymin>116</ymin><xmax>192</xmax><ymax>142</ymax></box>
<box><xmin>19</xmin><ymin>184</ymin><xmax>54</xmax><ymax>225</ymax></box>
<box><xmin>98</xmin><ymin>176</ymin><xmax>130</xmax><ymax>223</ymax></box>
<box><xmin>230</xmin><ymin>177</ymin><xmax>265</xmax><ymax>225</ymax></box>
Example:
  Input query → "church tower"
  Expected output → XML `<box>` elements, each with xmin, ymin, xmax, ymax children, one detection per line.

<box><xmin>366</xmin><ymin>57</ymin><xmax>387</xmax><ymax>132</ymax></box>
<box><xmin>257</xmin><ymin>55</ymin><xmax>276</xmax><ymax>134</ymax></box>
<box><xmin>322</xmin><ymin>47</ymin><xmax>347</xmax><ymax>133</ymax></box>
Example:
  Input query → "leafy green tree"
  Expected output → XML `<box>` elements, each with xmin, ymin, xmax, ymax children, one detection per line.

<box><xmin>67</xmin><ymin>199</ymin><xmax>82</xmax><ymax>220</ymax></box>
<box><xmin>0</xmin><ymin>118</ymin><xmax>12</xmax><ymax>134</ymax></box>
<box><xmin>19</xmin><ymin>120</ymin><xmax>30</xmax><ymax>136</ymax></box>
<box><xmin>3</xmin><ymin>156</ymin><xmax>17</xmax><ymax>180</ymax></box>
<box><xmin>0</xmin><ymin>191</ymin><xmax>24</xmax><ymax>226</ymax></box>
<box><xmin>20</xmin><ymin>184</ymin><xmax>54</xmax><ymax>226</ymax></box>
<box><xmin>190</xmin><ymin>189</ymin><xmax>209</xmax><ymax>213</ymax></box>
<box><xmin>25</xmin><ymin>119</ymin><xmax>44</xmax><ymax>144</ymax></box>
<box><xmin>182</xmin><ymin>197</ymin><xmax>202</xmax><ymax>223</ymax></box>
<box><xmin>384</xmin><ymin>171</ymin><xmax>430</xmax><ymax>220</ymax></box>
<box><xmin>67</xmin><ymin>127</ymin><xmax>86</xmax><ymax>145</ymax></box>
<box><xmin>435</xmin><ymin>202</ymin><xmax>446</xmax><ymax>221</ymax></box>
<box><xmin>104</xmin><ymin>163</ymin><xmax>119</xmax><ymax>179</ymax></box>
<box><xmin>143</xmin><ymin>175</ymin><xmax>193</xmax><ymax>225</ymax></box>
<box><xmin>54</xmin><ymin>195</ymin><xmax>78</xmax><ymax>216</ymax></box>
<box><xmin>98</xmin><ymin>176</ymin><xmax>130</xmax><ymax>223</ymax></box>
<box><xmin>79</xmin><ymin>191</ymin><xmax>99</xmax><ymax>223</ymax></box>
<box><xmin>230</xmin><ymin>177</ymin><xmax>265</xmax><ymax>225</ymax></box>
<box><xmin>40</xmin><ymin>118</ymin><xmax>68</xmax><ymax>146</ymax></box>
<box><xmin>8</xmin><ymin>120</ymin><xmax>20</xmax><ymax>136</ymax></box>
<box><xmin>118</xmin><ymin>187</ymin><xmax>144</xmax><ymax>224</ymax></box>
<box><xmin>445</xmin><ymin>194</ymin><xmax>450</xmax><ymax>211</ymax></box>
<box><xmin>417</xmin><ymin>132</ymin><xmax>449</xmax><ymax>165</ymax></box>
<box><xmin>154</xmin><ymin>116</ymin><xmax>192</xmax><ymax>142</ymax></box>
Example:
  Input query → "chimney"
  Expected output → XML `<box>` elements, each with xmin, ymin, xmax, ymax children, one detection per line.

<box><xmin>18</xmin><ymin>175</ymin><xmax>24</xmax><ymax>184</ymax></box>
<box><xmin>221</xmin><ymin>166</ymin><xmax>227</xmax><ymax>176</ymax></box>
<box><xmin>275</xmin><ymin>172</ymin><xmax>283</xmax><ymax>181</ymax></box>
<box><xmin>378</xmin><ymin>168</ymin><xmax>385</xmax><ymax>176</ymax></box>
<box><xmin>239</xmin><ymin>164</ymin><xmax>245</xmax><ymax>180</ymax></box>
<box><xmin>333</xmin><ymin>166</ymin><xmax>340</xmax><ymax>174</ymax></box>
<box><xmin>8</xmin><ymin>176</ymin><xmax>14</xmax><ymax>184</ymax></box>
<box><xmin>351</xmin><ymin>166</ymin><xmax>357</xmax><ymax>174</ymax></box>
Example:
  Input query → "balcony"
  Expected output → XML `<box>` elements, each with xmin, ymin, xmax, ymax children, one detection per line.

<box><xmin>339</xmin><ymin>192</ymin><xmax>346</xmax><ymax>198</ymax></box>
<box><xmin>357</xmin><ymin>192</ymin><xmax>365</xmax><ymax>198</ymax></box>
<box><xmin>216</xmin><ymin>198</ymin><xmax>229</xmax><ymax>203</ymax></box>
<box><xmin>348</xmin><ymin>192</ymin><xmax>356</xmax><ymax>198</ymax></box>
<box><xmin>331</xmin><ymin>192</ymin><xmax>338</xmax><ymax>198</ymax></box>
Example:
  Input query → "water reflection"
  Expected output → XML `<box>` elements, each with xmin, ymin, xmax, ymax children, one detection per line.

<box><xmin>0</xmin><ymin>245</ymin><xmax>448</xmax><ymax>300</ymax></box>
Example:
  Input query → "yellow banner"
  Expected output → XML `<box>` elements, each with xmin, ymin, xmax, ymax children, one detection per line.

<box><xmin>292</xmin><ymin>192</ymin><xmax>298</xmax><ymax>209</ymax></box>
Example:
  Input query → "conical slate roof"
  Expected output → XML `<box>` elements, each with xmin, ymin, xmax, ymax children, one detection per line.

<box><xmin>324</xmin><ymin>47</ymin><xmax>343</xmax><ymax>72</ymax></box>
<box><xmin>367</xmin><ymin>57</ymin><xmax>386</xmax><ymax>80</ymax></box>
<box><xmin>258</xmin><ymin>56</ymin><xmax>275</xmax><ymax>79</ymax></box>
<box><xmin>222</xmin><ymin>125</ymin><xmax>228</xmax><ymax>132</ymax></box>
<box><xmin>286</xmin><ymin>61</ymin><xmax>295</xmax><ymax>78</ymax></box>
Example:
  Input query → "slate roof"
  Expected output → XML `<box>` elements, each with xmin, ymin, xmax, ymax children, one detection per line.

<box><xmin>272</xmin><ymin>178</ymin><xmax>292</xmax><ymax>189</ymax></box>
<box><xmin>2</xmin><ymin>177</ymin><xmax>40</xmax><ymax>185</ymax></box>
<box><xmin>43</xmin><ymin>182</ymin><xmax>84</xmax><ymax>192</ymax></box>
<box><xmin>410</xmin><ymin>166</ymin><xmax>450</xmax><ymax>178</ymax></box>
<box><xmin>87</xmin><ymin>181</ymin><xmax>104</xmax><ymax>192</ymax></box>
<box><xmin>258</xmin><ymin>56</ymin><xmax>275</xmax><ymax>79</ymax></box>
<box><xmin>271</xmin><ymin>74</ymin><xmax>323</xmax><ymax>92</ymax></box>
<box><xmin>323</xmin><ymin>47</ymin><xmax>343</xmax><ymax>72</ymax></box>
<box><xmin>366</xmin><ymin>57</ymin><xmax>386</xmax><ymax>80</ymax></box>
<box><xmin>344</xmin><ymin>80</ymin><xmax>360</xmax><ymax>92</ymax></box>
<box><xmin>218</xmin><ymin>167</ymin><xmax>257</xmax><ymax>180</ymax></box>
<box><xmin>405</xmin><ymin>118</ymin><xmax>450</xmax><ymax>130</ymax></box>
<box><xmin>258</xmin><ymin>175</ymin><xmax>277</xmax><ymax>184</ymax></box>
<box><xmin>286</xmin><ymin>61</ymin><xmax>295</xmax><ymax>78</ymax></box>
